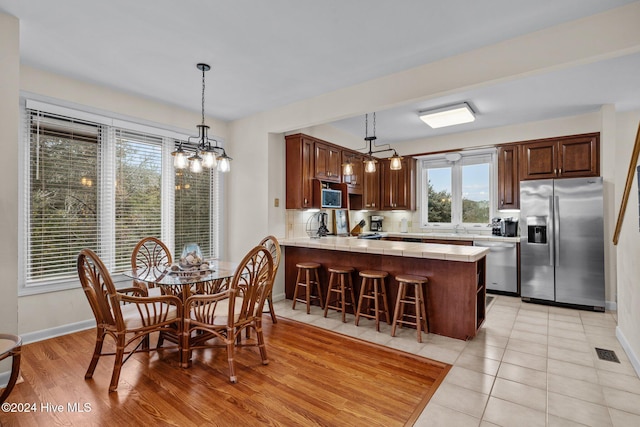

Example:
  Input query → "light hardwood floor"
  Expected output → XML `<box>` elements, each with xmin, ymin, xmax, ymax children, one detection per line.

<box><xmin>0</xmin><ymin>317</ymin><xmax>449</xmax><ymax>426</ymax></box>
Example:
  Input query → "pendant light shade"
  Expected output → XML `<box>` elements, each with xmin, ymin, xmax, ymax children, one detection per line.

<box><xmin>364</xmin><ymin>158</ymin><xmax>377</xmax><ymax>173</ymax></box>
<box><xmin>389</xmin><ymin>151</ymin><xmax>403</xmax><ymax>170</ymax></box>
<box><xmin>342</xmin><ymin>158</ymin><xmax>354</xmax><ymax>176</ymax></box>
<box><xmin>172</xmin><ymin>144</ymin><xmax>189</xmax><ymax>169</ymax></box>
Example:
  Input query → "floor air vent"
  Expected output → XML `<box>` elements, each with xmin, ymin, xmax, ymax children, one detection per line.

<box><xmin>595</xmin><ymin>348</ymin><xmax>620</xmax><ymax>363</ymax></box>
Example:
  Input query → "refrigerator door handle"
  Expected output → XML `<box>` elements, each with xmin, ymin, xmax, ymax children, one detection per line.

<box><xmin>554</xmin><ymin>195</ymin><xmax>560</xmax><ymax>265</ymax></box>
<box><xmin>548</xmin><ymin>196</ymin><xmax>554</xmax><ymax>266</ymax></box>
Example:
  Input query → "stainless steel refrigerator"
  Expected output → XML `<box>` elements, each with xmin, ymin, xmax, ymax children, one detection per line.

<box><xmin>520</xmin><ymin>177</ymin><xmax>604</xmax><ymax>311</ymax></box>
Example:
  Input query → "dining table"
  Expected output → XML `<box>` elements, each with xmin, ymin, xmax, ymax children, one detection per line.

<box><xmin>122</xmin><ymin>260</ymin><xmax>239</xmax><ymax>302</ymax></box>
<box><xmin>122</xmin><ymin>260</ymin><xmax>239</xmax><ymax>367</ymax></box>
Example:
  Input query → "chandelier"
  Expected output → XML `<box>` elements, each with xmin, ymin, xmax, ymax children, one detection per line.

<box><xmin>344</xmin><ymin>112</ymin><xmax>402</xmax><ymax>175</ymax></box>
<box><xmin>172</xmin><ymin>63</ymin><xmax>231</xmax><ymax>173</ymax></box>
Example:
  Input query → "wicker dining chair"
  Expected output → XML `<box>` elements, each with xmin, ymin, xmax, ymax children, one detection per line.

<box><xmin>259</xmin><ymin>235</ymin><xmax>282</xmax><ymax>323</ymax></box>
<box><xmin>131</xmin><ymin>236</ymin><xmax>175</xmax><ymax>295</ymax></box>
<box><xmin>77</xmin><ymin>248</ymin><xmax>182</xmax><ymax>392</ymax></box>
<box><xmin>182</xmin><ymin>245</ymin><xmax>274</xmax><ymax>383</ymax></box>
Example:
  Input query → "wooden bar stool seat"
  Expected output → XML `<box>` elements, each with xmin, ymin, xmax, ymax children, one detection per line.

<box><xmin>292</xmin><ymin>262</ymin><xmax>324</xmax><ymax>314</ymax></box>
<box><xmin>355</xmin><ymin>270</ymin><xmax>390</xmax><ymax>331</ymax></box>
<box><xmin>323</xmin><ymin>266</ymin><xmax>356</xmax><ymax>322</ymax></box>
<box><xmin>392</xmin><ymin>274</ymin><xmax>429</xmax><ymax>342</ymax></box>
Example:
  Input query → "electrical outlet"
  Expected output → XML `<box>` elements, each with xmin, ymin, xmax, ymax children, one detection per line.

<box><xmin>274</xmin><ymin>198</ymin><xmax>279</xmax><ymax>207</ymax></box>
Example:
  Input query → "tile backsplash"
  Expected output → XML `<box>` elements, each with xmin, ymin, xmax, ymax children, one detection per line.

<box><xmin>285</xmin><ymin>209</ymin><xmax>520</xmax><ymax>238</ymax></box>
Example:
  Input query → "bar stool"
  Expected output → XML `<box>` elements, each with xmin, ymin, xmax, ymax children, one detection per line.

<box><xmin>292</xmin><ymin>262</ymin><xmax>324</xmax><ymax>314</ymax></box>
<box><xmin>391</xmin><ymin>275</ymin><xmax>429</xmax><ymax>342</ymax></box>
<box><xmin>323</xmin><ymin>266</ymin><xmax>356</xmax><ymax>322</ymax></box>
<box><xmin>355</xmin><ymin>270</ymin><xmax>390</xmax><ymax>331</ymax></box>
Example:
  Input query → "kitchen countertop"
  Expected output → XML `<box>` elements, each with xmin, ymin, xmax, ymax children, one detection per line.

<box><xmin>279</xmin><ymin>236</ymin><xmax>489</xmax><ymax>262</ymax></box>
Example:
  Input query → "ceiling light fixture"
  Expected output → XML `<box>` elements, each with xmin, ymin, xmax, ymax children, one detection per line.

<box><xmin>419</xmin><ymin>102</ymin><xmax>475</xmax><ymax>129</ymax></box>
<box><xmin>354</xmin><ymin>112</ymin><xmax>402</xmax><ymax>174</ymax></box>
<box><xmin>171</xmin><ymin>63</ymin><xmax>232</xmax><ymax>173</ymax></box>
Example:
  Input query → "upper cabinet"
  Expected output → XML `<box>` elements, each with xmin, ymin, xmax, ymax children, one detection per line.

<box><xmin>497</xmin><ymin>145</ymin><xmax>519</xmax><ymax>210</ymax></box>
<box><xmin>314</xmin><ymin>141</ymin><xmax>341</xmax><ymax>182</ymax></box>
<box><xmin>519</xmin><ymin>134</ymin><xmax>599</xmax><ymax>181</ymax></box>
<box><xmin>380</xmin><ymin>157</ymin><xmax>415</xmax><ymax>210</ymax></box>
<box><xmin>363</xmin><ymin>166</ymin><xmax>380</xmax><ymax>209</ymax></box>
<box><xmin>285</xmin><ymin>134</ymin><xmax>315</xmax><ymax>209</ymax></box>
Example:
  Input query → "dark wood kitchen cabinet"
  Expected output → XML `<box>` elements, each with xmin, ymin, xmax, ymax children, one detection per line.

<box><xmin>519</xmin><ymin>133</ymin><xmax>599</xmax><ymax>180</ymax></box>
<box><xmin>363</xmin><ymin>166</ymin><xmax>380</xmax><ymax>209</ymax></box>
<box><xmin>285</xmin><ymin>134</ymin><xmax>315</xmax><ymax>209</ymax></box>
<box><xmin>380</xmin><ymin>157</ymin><xmax>415</xmax><ymax>210</ymax></box>
<box><xmin>342</xmin><ymin>152</ymin><xmax>364</xmax><ymax>195</ymax></box>
<box><xmin>497</xmin><ymin>145</ymin><xmax>519</xmax><ymax>209</ymax></box>
<box><xmin>314</xmin><ymin>141</ymin><xmax>341</xmax><ymax>182</ymax></box>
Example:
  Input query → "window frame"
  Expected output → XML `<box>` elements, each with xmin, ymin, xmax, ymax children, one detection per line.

<box><xmin>419</xmin><ymin>148</ymin><xmax>496</xmax><ymax>231</ymax></box>
<box><xmin>18</xmin><ymin>97</ymin><xmax>224</xmax><ymax>296</ymax></box>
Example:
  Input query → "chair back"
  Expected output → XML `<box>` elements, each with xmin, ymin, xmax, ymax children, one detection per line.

<box><xmin>131</xmin><ymin>237</ymin><xmax>172</xmax><ymax>273</ymax></box>
<box><xmin>77</xmin><ymin>248</ymin><xmax>123</xmax><ymax>330</ymax></box>
<box><xmin>259</xmin><ymin>235</ymin><xmax>281</xmax><ymax>283</ymax></box>
<box><xmin>228</xmin><ymin>246</ymin><xmax>274</xmax><ymax>325</ymax></box>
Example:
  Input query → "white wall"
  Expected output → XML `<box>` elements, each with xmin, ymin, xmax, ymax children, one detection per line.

<box><xmin>0</xmin><ymin>12</ymin><xmax>20</xmax><ymax>379</ymax></box>
<box><xmin>614</xmin><ymin>110</ymin><xmax>640</xmax><ymax>376</ymax></box>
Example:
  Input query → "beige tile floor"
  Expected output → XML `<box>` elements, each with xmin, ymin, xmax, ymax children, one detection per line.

<box><xmin>272</xmin><ymin>295</ymin><xmax>640</xmax><ymax>426</ymax></box>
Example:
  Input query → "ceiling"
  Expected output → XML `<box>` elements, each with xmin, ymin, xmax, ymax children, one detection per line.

<box><xmin>1</xmin><ymin>0</ymin><xmax>639</xmax><ymax>146</ymax></box>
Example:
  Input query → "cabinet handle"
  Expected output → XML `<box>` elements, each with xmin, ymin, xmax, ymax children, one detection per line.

<box><xmin>554</xmin><ymin>168</ymin><xmax>557</xmax><ymax>175</ymax></box>
<box><xmin>304</xmin><ymin>198</ymin><xmax>307</xmax><ymax>204</ymax></box>
<box><xmin>559</xmin><ymin>168</ymin><xmax>562</xmax><ymax>175</ymax></box>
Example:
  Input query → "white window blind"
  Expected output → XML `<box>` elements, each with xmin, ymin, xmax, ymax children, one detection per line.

<box><xmin>26</xmin><ymin>110</ymin><xmax>101</xmax><ymax>284</ymax></box>
<box><xmin>113</xmin><ymin>130</ymin><xmax>163</xmax><ymax>271</ymax></box>
<box><xmin>174</xmin><ymin>164</ymin><xmax>219</xmax><ymax>260</ymax></box>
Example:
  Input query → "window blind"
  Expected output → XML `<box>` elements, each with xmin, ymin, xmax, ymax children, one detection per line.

<box><xmin>26</xmin><ymin>110</ymin><xmax>101</xmax><ymax>284</ymax></box>
<box><xmin>174</xmin><ymin>162</ymin><xmax>219</xmax><ymax>260</ymax></box>
<box><xmin>113</xmin><ymin>129</ymin><xmax>163</xmax><ymax>271</ymax></box>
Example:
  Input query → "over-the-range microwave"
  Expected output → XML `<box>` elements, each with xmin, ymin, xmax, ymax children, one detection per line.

<box><xmin>321</xmin><ymin>188</ymin><xmax>342</xmax><ymax>208</ymax></box>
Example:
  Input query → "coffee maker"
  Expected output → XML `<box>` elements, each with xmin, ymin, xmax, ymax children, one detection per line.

<box><xmin>500</xmin><ymin>217</ymin><xmax>518</xmax><ymax>237</ymax></box>
<box><xmin>370</xmin><ymin>215</ymin><xmax>384</xmax><ymax>232</ymax></box>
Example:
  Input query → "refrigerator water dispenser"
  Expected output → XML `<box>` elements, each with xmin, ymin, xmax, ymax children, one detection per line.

<box><xmin>527</xmin><ymin>216</ymin><xmax>547</xmax><ymax>244</ymax></box>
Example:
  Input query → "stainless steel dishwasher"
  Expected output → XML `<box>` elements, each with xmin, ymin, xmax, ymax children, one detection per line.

<box><xmin>473</xmin><ymin>240</ymin><xmax>518</xmax><ymax>295</ymax></box>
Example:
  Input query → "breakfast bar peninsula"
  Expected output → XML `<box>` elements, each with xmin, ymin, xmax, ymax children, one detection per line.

<box><xmin>280</xmin><ymin>236</ymin><xmax>489</xmax><ymax>340</ymax></box>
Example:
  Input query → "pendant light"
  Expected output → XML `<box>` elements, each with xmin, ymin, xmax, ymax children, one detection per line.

<box><xmin>363</xmin><ymin>112</ymin><xmax>378</xmax><ymax>173</ymax></box>
<box><xmin>359</xmin><ymin>112</ymin><xmax>402</xmax><ymax>173</ymax></box>
<box><xmin>171</xmin><ymin>63</ymin><xmax>232</xmax><ymax>173</ymax></box>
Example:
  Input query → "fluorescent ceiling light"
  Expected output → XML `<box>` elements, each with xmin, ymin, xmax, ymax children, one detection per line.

<box><xmin>419</xmin><ymin>103</ymin><xmax>475</xmax><ymax>128</ymax></box>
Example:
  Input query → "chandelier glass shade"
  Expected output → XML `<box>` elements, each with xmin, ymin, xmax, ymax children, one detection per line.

<box><xmin>171</xmin><ymin>63</ymin><xmax>231</xmax><ymax>173</ymax></box>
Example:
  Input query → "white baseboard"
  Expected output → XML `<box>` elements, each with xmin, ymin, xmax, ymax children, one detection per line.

<box><xmin>606</xmin><ymin>300</ymin><xmax>617</xmax><ymax>311</ymax></box>
<box><xmin>20</xmin><ymin>319</ymin><xmax>96</xmax><ymax>345</ymax></box>
<box><xmin>616</xmin><ymin>326</ymin><xmax>640</xmax><ymax>378</ymax></box>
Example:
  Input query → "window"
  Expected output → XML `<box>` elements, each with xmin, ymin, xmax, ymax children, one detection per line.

<box><xmin>21</xmin><ymin>100</ymin><xmax>222</xmax><ymax>294</ymax></box>
<box><xmin>421</xmin><ymin>150</ymin><xmax>495</xmax><ymax>228</ymax></box>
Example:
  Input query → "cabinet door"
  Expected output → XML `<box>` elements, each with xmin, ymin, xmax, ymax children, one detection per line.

<box><xmin>558</xmin><ymin>135</ymin><xmax>599</xmax><ymax>178</ymax></box>
<box><xmin>363</xmin><ymin>166</ymin><xmax>380</xmax><ymax>209</ymax></box>
<box><xmin>381</xmin><ymin>157</ymin><xmax>415</xmax><ymax>210</ymax></box>
<box><xmin>342</xmin><ymin>152</ymin><xmax>364</xmax><ymax>194</ymax></box>
<box><xmin>497</xmin><ymin>145</ymin><xmax>519</xmax><ymax>209</ymax></box>
<box><xmin>519</xmin><ymin>140</ymin><xmax>557</xmax><ymax>180</ymax></box>
<box><xmin>314</xmin><ymin>142</ymin><xmax>341</xmax><ymax>182</ymax></box>
<box><xmin>285</xmin><ymin>135</ymin><xmax>315</xmax><ymax>209</ymax></box>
